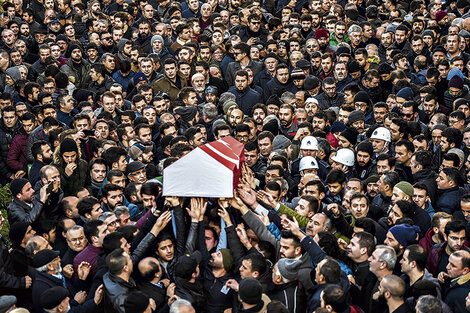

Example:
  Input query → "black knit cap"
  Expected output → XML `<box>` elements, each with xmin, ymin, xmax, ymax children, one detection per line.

<box><xmin>175</xmin><ymin>106</ymin><xmax>197</xmax><ymax>122</ymax></box>
<box><xmin>266</xmin><ymin>95</ymin><xmax>281</xmax><ymax>107</ymax></box>
<box><xmin>40</xmin><ymin>287</ymin><xmax>69</xmax><ymax>310</ymax></box>
<box><xmin>123</xmin><ymin>291</ymin><xmax>150</xmax><ymax>313</ymax></box>
<box><xmin>340</xmin><ymin>127</ymin><xmax>358</xmax><ymax>145</ymax></box>
<box><xmin>10</xmin><ymin>178</ymin><xmax>29</xmax><ymax>197</ymax></box>
<box><xmin>60</xmin><ymin>138</ymin><xmax>78</xmax><ymax>155</ymax></box>
<box><xmin>33</xmin><ymin>249</ymin><xmax>60</xmax><ymax>268</ymax></box>
<box><xmin>239</xmin><ymin>278</ymin><xmax>263</xmax><ymax>305</ymax></box>
<box><xmin>9</xmin><ymin>222</ymin><xmax>30</xmax><ymax>248</ymax></box>
<box><xmin>357</xmin><ymin>141</ymin><xmax>373</xmax><ymax>155</ymax></box>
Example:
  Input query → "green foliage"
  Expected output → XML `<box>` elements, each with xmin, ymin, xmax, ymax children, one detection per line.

<box><xmin>0</xmin><ymin>184</ymin><xmax>12</xmax><ymax>244</ymax></box>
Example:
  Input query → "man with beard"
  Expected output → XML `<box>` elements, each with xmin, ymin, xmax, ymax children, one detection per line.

<box><xmin>315</xmin><ymin>29</ymin><xmax>335</xmax><ymax>54</ymax></box>
<box><xmin>60</xmin><ymin>44</ymin><xmax>91</xmax><ymax>90</ymax></box>
<box><xmin>101</xmin><ymin>183</ymin><xmax>124</xmax><ymax>212</ymax></box>
<box><xmin>228</xmin><ymin>109</ymin><xmax>243</xmax><ymax>130</ymax></box>
<box><xmin>355</xmin><ymin>142</ymin><xmax>375</xmax><ymax>180</ymax></box>
<box><xmin>391</xmin><ymin>25</ymin><xmax>412</xmax><ymax>56</ymax></box>
<box><xmin>418</xmin><ymin>212</ymin><xmax>452</xmax><ymax>256</ymax></box>
<box><xmin>375</xmin><ymin>275</ymin><xmax>412</xmax><ymax>313</ymax></box>
<box><xmin>228</xmin><ymin>70</ymin><xmax>262</xmax><ymax>116</ymax></box>
<box><xmin>384</xmin><ymin>224</ymin><xmax>421</xmax><ymax>275</ymax></box>
<box><xmin>278</xmin><ymin>104</ymin><xmax>298</xmax><ymax>140</ymax></box>
<box><xmin>263</xmin><ymin>63</ymin><xmax>294</xmax><ymax>102</ymax></box>
<box><xmin>252</xmin><ymin>104</ymin><xmax>267</xmax><ymax>132</ymax></box>
<box><xmin>330</xmin><ymin>21</ymin><xmax>349</xmax><ymax>47</ymax></box>
<box><xmin>378</xmin><ymin>31</ymin><xmax>394</xmax><ymax>62</ymax></box>
<box><xmin>318</xmin><ymin>53</ymin><xmax>334</xmax><ymax>80</ymax></box>
<box><xmin>315</xmin><ymin>77</ymin><xmax>345</xmax><ymax>110</ymax></box>
<box><xmin>348</xmin><ymin>25</ymin><xmax>366</xmax><ymax>51</ymax></box>
<box><xmin>360</xmin><ymin>69</ymin><xmax>383</xmax><ymax>104</ymax></box>
<box><xmin>427</xmin><ymin>220</ymin><xmax>470</xmax><ymax>276</ymax></box>
<box><xmin>29</xmin><ymin>141</ymin><xmax>54</xmax><ymax>187</ymax></box>
<box><xmin>191</xmin><ymin>73</ymin><xmax>206</xmax><ymax>105</ymax></box>
<box><xmin>238</xmin><ymin>14</ymin><xmax>269</xmax><ymax>43</ymax></box>
<box><xmin>334</xmin><ymin>62</ymin><xmax>352</xmax><ymax>92</ymax></box>
<box><xmin>136</xmin><ymin>21</ymin><xmax>153</xmax><ymax>54</ymax></box>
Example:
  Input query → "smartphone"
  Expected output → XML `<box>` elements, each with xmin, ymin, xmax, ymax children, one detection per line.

<box><xmin>83</xmin><ymin>129</ymin><xmax>94</xmax><ymax>136</ymax></box>
<box><xmin>46</xmin><ymin>183</ymin><xmax>54</xmax><ymax>193</ymax></box>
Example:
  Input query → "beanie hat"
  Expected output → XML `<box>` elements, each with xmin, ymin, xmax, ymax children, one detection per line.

<box><xmin>347</xmin><ymin>60</ymin><xmax>361</xmax><ymax>73</ymax></box>
<box><xmin>296</xmin><ymin>59</ymin><xmax>310</xmax><ymax>69</ymax></box>
<box><xmin>223</xmin><ymin>101</ymin><xmax>238</xmax><ymax>114</ymax></box>
<box><xmin>266</xmin><ymin>95</ymin><xmax>281</xmax><ymax>107</ymax></box>
<box><xmin>421</xmin><ymin>29</ymin><xmax>435</xmax><ymax>39</ymax></box>
<box><xmin>133</xmin><ymin>72</ymin><xmax>148</xmax><ymax>85</ymax></box>
<box><xmin>273</xmin><ymin>135</ymin><xmax>291</xmax><ymax>150</ymax></box>
<box><xmin>123</xmin><ymin>291</ymin><xmax>150</xmax><ymax>313</ymax></box>
<box><xmin>175</xmin><ymin>106</ymin><xmax>198</xmax><ymax>122</ymax></box>
<box><xmin>0</xmin><ymin>295</ymin><xmax>16</xmax><ymax>313</ymax></box>
<box><xmin>277</xmin><ymin>258</ymin><xmax>301</xmax><ymax>281</ymax></box>
<box><xmin>220</xmin><ymin>248</ymin><xmax>234</xmax><ymax>272</ymax></box>
<box><xmin>262</xmin><ymin>119</ymin><xmax>279</xmax><ymax>135</ymax></box>
<box><xmin>315</xmin><ymin>28</ymin><xmax>329</xmax><ymax>39</ymax></box>
<box><xmin>10</xmin><ymin>178</ymin><xmax>29</xmax><ymax>197</ymax></box>
<box><xmin>433</xmin><ymin>45</ymin><xmax>446</xmax><ymax>54</ymax></box>
<box><xmin>340</xmin><ymin>127</ymin><xmax>358</xmax><ymax>145</ymax></box>
<box><xmin>348</xmin><ymin>110</ymin><xmax>365</xmax><ymax>125</ymax></box>
<box><xmin>386</xmin><ymin>23</ymin><xmax>397</xmax><ymax>33</ymax></box>
<box><xmin>303</xmin><ymin>76</ymin><xmax>320</xmax><ymax>90</ymax></box>
<box><xmin>40</xmin><ymin>287</ymin><xmax>68</xmax><ymax>310</ymax></box>
<box><xmin>9</xmin><ymin>222</ymin><xmax>30</xmax><ymax>248</ymax></box>
<box><xmin>396</xmin><ymin>87</ymin><xmax>414</xmax><ymax>101</ymax></box>
<box><xmin>394</xmin><ymin>181</ymin><xmax>414</xmax><ymax>197</ymax></box>
<box><xmin>33</xmin><ymin>249</ymin><xmax>60</xmax><ymax>268</ymax></box>
<box><xmin>435</xmin><ymin>10</ymin><xmax>448</xmax><ymax>22</ymax></box>
<box><xmin>354</xmin><ymin>91</ymin><xmax>370</xmax><ymax>104</ymax></box>
<box><xmin>60</xmin><ymin>138</ymin><xmax>78</xmax><ymax>155</ymax></box>
<box><xmin>449</xmin><ymin>75</ymin><xmax>464</xmax><ymax>89</ymax></box>
<box><xmin>150</xmin><ymin>35</ymin><xmax>164</xmax><ymax>47</ymax></box>
<box><xmin>364</xmin><ymin>174</ymin><xmax>380</xmax><ymax>185</ymax></box>
<box><xmin>86</xmin><ymin>42</ymin><xmax>99</xmax><ymax>51</ymax></box>
<box><xmin>357</xmin><ymin>141</ymin><xmax>373</xmax><ymax>155</ymax></box>
<box><xmin>238</xmin><ymin>278</ymin><xmax>263</xmax><ymax>305</ymax></box>
<box><xmin>389</xmin><ymin>224</ymin><xmax>421</xmax><ymax>248</ymax></box>
<box><xmin>330</xmin><ymin>121</ymin><xmax>346</xmax><ymax>134</ymax></box>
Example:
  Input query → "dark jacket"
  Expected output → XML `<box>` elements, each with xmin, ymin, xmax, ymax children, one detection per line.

<box><xmin>0</xmin><ymin>235</ymin><xmax>25</xmax><ymax>290</ymax></box>
<box><xmin>443</xmin><ymin>272</ymin><xmax>470</xmax><ymax>313</ymax></box>
<box><xmin>89</xmin><ymin>75</ymin><xmax>115</xmax><ymax>94</ymax></box>
<box><xmin>435</xmin><ymin>186</ymin><xmax>466</xmax><ymax>214</ymax></box>
<box><xmin>413</xmin><ymin>169</ymin><xmax>438</xmax><ymax>205</ymax></box>
<box><xmin>314</xmin><ymin>92</ymin><xmax>346</xmax><ymax>110</ymax></box>
<box><xmin>7</xmin><ymin>197</ymin><xmax>44</xmax><ymax>225</ymax></box>
<box><xmin>426</xmin><ymin>243</ymin><xmax>470</xmax><ymax>276</ymax></box>
<box><xmin>268</xmin><ymin>281</ymin><xmax>304</xmax><ymax>313</ymax></box>
<box><xmin>253</xmin><ymin>69</ymin><xmax>275</xmax><ymax>90</ymax></box>
<box><xmin>61</xmin><ymin>59</ymin><xmax>92</xmax><ymax>89</ymax></box>
<box><xmin>443</xmin><ymin>86</ymin><xmax>470</xmax><ymax>115</ymax></box>
<box><xmin>228</xmin><ymin>86</ymin><xmax>262</xmax><ymax>116</ymax></box>
<box><xmin>54</xmin><ymin>159</ymin><xmax>89</xmax><ymax>197</ymax></box>
<box><xmin>262</xmin><ymin>77</ymin><xmax>296</xmax><ymax>102</ymax></box>
<box><xmin>103</xmin><ymin>272</ymin><xmax>138</xmax><ymax>313</ymax></box>
<box><xmin>32</xmin><ymin>271</ymin><xmax>78</xmax><ymax>312</ymax></box>
<box><xmin>0</xmin><ymin>120</ymin><xmax>19</xmax><ymax>182</ymax></box>
<box><xmin>225</xmin><ymin>60</ymin><xmax>263</xmax><ymax>86</ymax></box>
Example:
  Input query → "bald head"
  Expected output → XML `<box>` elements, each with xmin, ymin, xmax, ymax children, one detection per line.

<box><xmin>138</xmin><ymin>257</ymin><xmax>161</xmax><ymax>281</ymax></box>
<box><xmin>382</xmin><ymin>274</ymin><xmax>405</xmax><ymax>299</ymax></box>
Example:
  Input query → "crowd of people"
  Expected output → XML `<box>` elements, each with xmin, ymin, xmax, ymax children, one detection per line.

<box><xmin>2</xmin><ymin>0</ymin><xmax>470</xmax><ymax>312</ymax></box>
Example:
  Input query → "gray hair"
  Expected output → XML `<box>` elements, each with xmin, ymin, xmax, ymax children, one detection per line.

<box><xmin>376</xmin><ymin>245</ymin><xmax>397</xmax><ymax>270</ymax></box>
<box><xmin>66</xmin><ymin>225</ymin><xmax>84</xmax><ymax>239</ymax></box>
<box><xmin>203</xmin><ymin>103</ymin><xmax>218</xmax><ymax>120</ymax></box>
<box><xmin>113</xmin><ymin>206</ymin><xmax>129</xmax><ymax>218</ymax></box>
<box><xmin>170</xmin><ymin>299</ymin><xmax>193</xmax><ymax>313</ymax></box>
<box><xmin>280</xmin><ymin>91</ymin><xmax>295</xmax><ymax>104</ymax></box>
<box><xmin>100</xmin><ymin>52</ymin><xmax>114</xmax><ymax>62</ymax></box>
<box><xmin>416</xmin><ymin>295</ymin><xmax>442</xmax><ymax>313</ymax></box>
<box><xmin>98</xmin><ymin>211</ymin><xmax>116</xmax><ymax>221</ymax></box>
<box><xmin>348</xmin><ymin>25</ymin><xmax>362</xmax><ymax>36</ymax></box>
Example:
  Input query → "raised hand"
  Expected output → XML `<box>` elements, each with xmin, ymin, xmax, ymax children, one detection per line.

<box><xmin>257</xmin><ymin>190</ymin><xmax>277</xmax><ymax>208</ymax></box>
<box><xmin>94</xmin><ymin>285</ymin><xmax>104</xmax><ymax>305</ymax></box>
<box><xmin>152</xmin><ymin>210</ymin><xmax>172</xmax><ymax>235</ymax></box>
<box><xmin>77</xmin><ymin>261</ymin><xmax>91</xmax><ymax>280</ymax></box>
<box><xmin>74</xmin><ymin>291</ymin><xmax>87</xmax><ymax>304</ymax></box>
<box><xmin>218</xmin><ymin>206</ymin><xmax>232</xmax><ymax>227</ymax></box>
<box><xmin>238</xmin><ymin>187</ymin><xmax>258</xmax><ymax>208</ymax></box>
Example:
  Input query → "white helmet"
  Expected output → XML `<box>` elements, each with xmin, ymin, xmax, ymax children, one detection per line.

<box><xmin>331</xmin><ymin>148</ymin><xmax>355</xmax><ymax>167</ymax></box>
<box><xmin>300</xmin><ymin>136</ymin><xmax>318</xmax><ymax>150</ymax></box>
<box><xmin>370</xmin><ymin>127</ymin><xmax>391</xmax><ymax>143</ymax></box>
<box><xmin>299</xmin><ymin>156</ymin><xmax>319</xmax><ymax>172</ymax></box>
